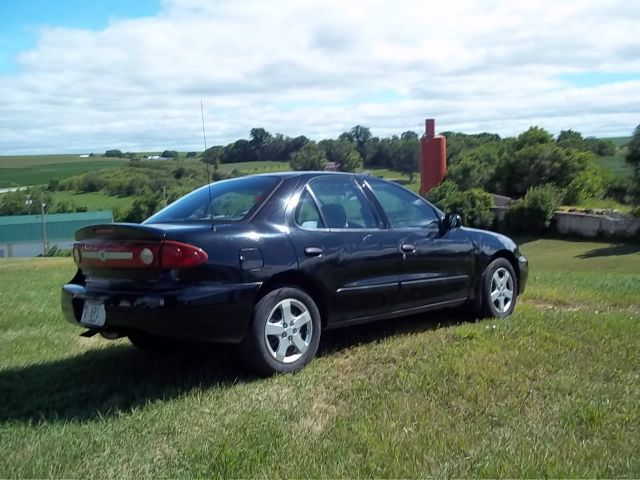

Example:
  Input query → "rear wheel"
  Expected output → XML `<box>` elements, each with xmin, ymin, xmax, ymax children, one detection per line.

<box><xmin>241</xmin><ymin>287</ymin><xmax>321</xmax><ymax>375</ymax></box>
<box><xmin>478</xmin><ymin>258</ymin><xmax>518</xmax><ymax>318</ymax></box>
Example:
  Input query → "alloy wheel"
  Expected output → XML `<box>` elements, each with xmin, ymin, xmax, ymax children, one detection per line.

<box><xmin>263</xmin><ymin>298</ymin><xmax>313</xmax><ymax>364</ymax></box>
<box><xmin>490</xmin><ymin>267</ymin><xmax>514</xmax><ymax>314</ymax></box>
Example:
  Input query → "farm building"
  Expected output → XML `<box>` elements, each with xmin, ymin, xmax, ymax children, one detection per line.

<box><xmin>0</xmin><ymin>211</ymin><xmax>113</xmax><ymax>258</ymax></box>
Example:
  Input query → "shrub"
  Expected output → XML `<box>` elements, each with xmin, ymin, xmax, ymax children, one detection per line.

<box><xmin>606</xmin><ymin>177</ymin><xmax>634</xmax><ymax>205</ymax></box>
<box><xmin>563</xmin><ymin>164</ymin><xmax>612</xmax><ymax>205</ymax></box>
<box><xmin>426</xmin><ymin>181</ymin><xmax>494</xmax><ymax>229</ymax></box>
<box><xmin>425</xmin><ymin>180</ymin><xmax>460</xmax><ymax>208</ymax></box>
<box><xmin>504</xmin><ymin>185</ymin><xmax>561</xmax><ymax>233</ymax></box>
<box><xmin>446</xmin><ymin>189</ymin><xmax>495</xmax><ymax>229</ymax></box>
<box><xmin>289</xmin><ymin>143</ymin><xmax>327</xmax><ymax>171</ymax></box>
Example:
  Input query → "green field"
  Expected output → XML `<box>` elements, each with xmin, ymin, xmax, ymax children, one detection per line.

<box><xmin>50</xmin><ymin>191</ymin><xmax>135</xmax><ymax>212</ymax></box>
<box><xmin>596</xmin><ymin>152</ymin><xmax>631</xmax><ymax>178</ymax></box>
<box><xmin>0</xmin><ymin>158</ymin><xmax>128</xmax><ymax>188</ymax></box>
<box><xmin>601</xmin><ymin>136</ymin><xmax>630</xmax><ymax>146</ymax></box>
<box><xmin>1</xmin><ymin>239</ymin><xmax>639</xmax><ymax>477</ymax></box>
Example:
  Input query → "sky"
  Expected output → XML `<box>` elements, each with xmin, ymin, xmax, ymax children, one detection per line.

<box><xmin>0</xmin><ymin>0</ymin><xmax>639</xmax><ymax>155</ymax></box>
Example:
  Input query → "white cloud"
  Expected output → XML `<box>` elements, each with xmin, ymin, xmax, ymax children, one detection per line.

<box><xmin>1</xmin><ymin>0</ymin><xmax>639</xmax><ymax>154</ymax></box>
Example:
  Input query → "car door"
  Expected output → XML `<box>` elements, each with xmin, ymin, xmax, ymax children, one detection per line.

<box><xmin>287</xmin><ymin>175</ymin><xmax>403</xmax><ymax>324</ymax></box>
<box><xmin>364</xmin><ymin>177</ymin><xmax>475</xmax><ymax>310</ymax></box>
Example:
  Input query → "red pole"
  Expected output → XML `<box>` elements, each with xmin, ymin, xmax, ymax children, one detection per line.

<box><xmin>419</xmin><ymin>118</ymin><xmax>447</xmax><ymax>196</ymax></box>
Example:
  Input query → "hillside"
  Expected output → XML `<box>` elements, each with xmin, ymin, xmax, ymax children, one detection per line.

<box><xmin>0</xmin><ymin>238</ymin><xmax>639</xmax><ymax>477</ymax></box>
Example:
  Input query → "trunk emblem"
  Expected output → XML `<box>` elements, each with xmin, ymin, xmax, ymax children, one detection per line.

<box><xmin>140</xmin><ymin>248</ymin><xmax>154</xmax><ymax>265</ymax></box>
<box><xmin>99</xmin><ymin>250</ymin><xmax>107</xmax><ymax>261</ymax></box>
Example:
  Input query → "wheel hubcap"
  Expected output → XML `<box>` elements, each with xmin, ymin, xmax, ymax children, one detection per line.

<box><xmin>264</xmin><ymin>298</ymin><xmax>313</xmax><ymax>364</ymax></box>
<box><xmin>490</xmin><ymin>267</ymin><xmax>514</xmax><ymax>314</ymax></box>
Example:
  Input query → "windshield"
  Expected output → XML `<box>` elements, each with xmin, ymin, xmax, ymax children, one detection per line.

<box><xmin>144</xmin><ymin>175</ymin><xmax>281</xmax><ymax>224</ymax></box>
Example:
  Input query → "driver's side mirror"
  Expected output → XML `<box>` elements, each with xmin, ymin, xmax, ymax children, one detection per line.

<box><xmin>443</xmin><ymin>213</ymin><xmax>462</xmax><ymax>230</ymax></box>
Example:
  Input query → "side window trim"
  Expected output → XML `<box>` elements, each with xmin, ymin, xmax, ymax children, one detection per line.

<box><xmin>361</xmin><ymin>178</ymin><xmax>392</xmax><ymax>229</ymax></box>
<box><xmin>294</xmin><ymin>185</ymin><xmax>327</xmax><ymax>231</ymax></box>
<box><xmin>364</xmin><ymin>178</ymin><xmax>442</xmax><ymax>230</ymax></box>
<box><xmin>307</xmin><ymin>176</ymin><xmax>382</xmax><ymax>231</ymax></box>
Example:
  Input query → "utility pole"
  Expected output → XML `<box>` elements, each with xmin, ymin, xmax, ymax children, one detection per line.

<box><xmin>40</xmin><ymin>200</ymin><xmax>48</xmax><ymax>256</ymax></box>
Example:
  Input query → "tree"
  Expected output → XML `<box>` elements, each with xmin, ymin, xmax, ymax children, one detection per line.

<box><xmin>249</xmin><ymin>127</ymin><xmax>272</xmax><ymax>160</ymax></box>
<box><xmin>493</xmin><ymin>144</ymin><xmax>592</xmax><ymax>197</ymax></box>
<box><xmin>104</xmin><ymin>149</ymin><xmax>123</xmax><ymax>157</ymax></box>
<box><xmin>201</xmin><ymin>145</ymin><xmax>224</xmax><ymax>164</ymax></box>
<box><xmin>186</xmin><ymin>151</ymin><xmax>198</xmax><ymax>158</ymax></box>
<box><xmin>0</xmin><ymin>188</ymin><xmax>53</xmax><ymax>216</ymax></box>
<box><xmin>289</xmin><ymin>142</ymin><xmax>327</xmax><ymax>171</ymax></box>
<box><xmin>401</xmin><ymin>130</ymin><xmax>419</xmax><ymax>141</ymax></box>
<box><xmin>284</xmin><ymin>135</ymin><xmax>309</xmax><ymax>158</ymax></box>
<box><xmin>319</xmin><ymin>139</ymin><xmax>362</xmax><ymax>172</ymax></box>
<box><xmin>514</xmin><ymin>126</ymin><xmax>554</xmax><ymax>150</ymax></box>
<box><xmin>221</xmin><ymin>139</ymin><xmax>256</xmax><ymax>163</ymax></box>
<box><xmin>262</xmin><ymin>133</ymin><xmax>287</xmax><ymax>161</ymax></box>
<box><xmin>626</xmin><ymin>124</ymin><xmax>640</xmax><ymax>206</ymax></box>
<box><xmin>392</xmin><ymin>138</ymin><xmax>419</xmax><ymax>183</ymax></box>
<box><xmin>346</xmin><ymin>125</ymin><xmax>372</xmax><ymax>161</ymax></box>
<box><xmin>585</xmin><ymin>137</ymin><xmax>616</xmax><ymax>156</ymax></box>
<box><xmin>557</xmin><ymin>130</ymin><xmax>616</xmax><ymax>157</ymax></box>
<box><xmin>161</xmin><ymin>150</ymin><xmax>179</xmax><ymax>158</ymax></box>
<box><xmin>447</xmin><ymin>142</ymin><xmax>503</xmax><ymax>191</ymax></box>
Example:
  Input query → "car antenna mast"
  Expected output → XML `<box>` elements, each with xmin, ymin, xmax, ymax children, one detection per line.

<box><xmin>201</xmin><ymin>100</ymin><xmax>215</xmax><ymax>231</ymax></box>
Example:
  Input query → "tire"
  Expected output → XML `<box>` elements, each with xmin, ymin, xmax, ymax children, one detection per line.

<box><xmin>128</xmin><ymin>332</ymin><xmax>177</xmax><ymax>352</ymax></box>
<box><xmin>478</xmin><ymin>258</ymin><xmax>518</xmax><ymax>319</ymax></box>
<box><xmin>241</xmin><ymin>287</ymin><xmax>321</xmax><ymax>375</ymax></box>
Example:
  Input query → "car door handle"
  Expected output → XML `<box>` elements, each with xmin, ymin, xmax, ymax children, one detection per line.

<box><xmin>304</xmin><ymin>246</ymin><xmax>324</xmax><ymax>256</ymax></box>
<box><xmin>400</xmin><ymin>243</ymin><xmax>416</xmax><ymax>253</ymax></box>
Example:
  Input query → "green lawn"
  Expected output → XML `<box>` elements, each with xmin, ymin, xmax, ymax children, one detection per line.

<box><xmin>0</xmin><ymin>239</ymin><xmax>639</xmax><ymax>477</ymax></box>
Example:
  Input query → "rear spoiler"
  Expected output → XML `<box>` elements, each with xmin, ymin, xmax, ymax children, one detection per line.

<box><xmin>75</xmin><ymin>223</ymin><xmax>168</xmax><ymax>241</ymax></box>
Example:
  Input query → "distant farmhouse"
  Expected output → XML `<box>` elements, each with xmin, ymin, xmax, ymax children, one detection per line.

<box><xmin>0</xmin><ymin>211</ymin><xmax>113</xmax><ymax>257</ymax></box>
<box><xmin>145</xmin><ymin>155</ymin><xmax>172</xmax><ymax>161</ymax></box>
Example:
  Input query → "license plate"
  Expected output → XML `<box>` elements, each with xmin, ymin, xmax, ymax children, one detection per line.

<box><xmin>81</xmin><ymin>300</ymin><xmax>106</xmax><ymax>328</ymax></box>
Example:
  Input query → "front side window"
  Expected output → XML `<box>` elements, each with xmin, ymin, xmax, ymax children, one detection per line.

<box><xmin>367</xmin><ymin>179</ymin><xmax>439</xmax><ymax>229</ymax></box>
<box><xmin>145</xmin><ymin>176</ymin><xmax>280</xmax><ymax>223</ymax></box>
<box><xmin>308</xmin><ymin>177</ymin><xmax>378</xmax><ymax>229</ymax></box>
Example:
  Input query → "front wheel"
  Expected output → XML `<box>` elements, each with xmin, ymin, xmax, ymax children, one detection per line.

<box><xmin>241</xmin><ymin>287</ymin><xmax>321</xmax><ymax>375</ymax></box>
<box><xmin>478</xmin><ymin>258</ymin><xmax>518</xmax><ymax>318</ymax></box>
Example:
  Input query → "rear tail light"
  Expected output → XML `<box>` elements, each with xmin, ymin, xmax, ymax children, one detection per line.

<box><xmin>74</xmin><ymin>240</ymin><xmax>208</xmax><ymax>269</ymax></box>
<box><xmin>160</xmin><ymin>241</ymin><xmax>209</xmax><ymax>269</ymax></box>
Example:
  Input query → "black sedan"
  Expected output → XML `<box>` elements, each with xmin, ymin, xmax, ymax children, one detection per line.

<box><xmin>62</xmin><ymin>172</ymin><xmax>528</xmax><ymax>374</ymax></box>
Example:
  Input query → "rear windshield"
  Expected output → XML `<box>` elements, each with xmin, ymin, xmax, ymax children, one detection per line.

<box><xmin>145</xmin><ymin>176</ymin><xmax>281</xmax><ymax>224</ymax></box>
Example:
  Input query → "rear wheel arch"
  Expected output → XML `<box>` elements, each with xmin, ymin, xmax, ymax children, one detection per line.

<box><xmin>255</xmin><ymin>271</ymin><xmax>329</xmax><ymax>327</ymax></box>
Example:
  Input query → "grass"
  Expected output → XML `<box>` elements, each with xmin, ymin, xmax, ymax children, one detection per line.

<box><xmin>596</xmin><ymin>152</ymin><xmax>631</xmax><ymax>178</ymax></box>
<box><xmin>1</xmin><ymin>239</ymin><xmax>639</xmax><ymax>477</ymax></box>
<box><xmin>0</xmin><ymin>160</ymin><xmax>128</xmax><ymax>188</ymax></box>
<box><xmin>49</xmin><ymin>191</ymin><xmax>134</xmax><ymax>212</ymax></box>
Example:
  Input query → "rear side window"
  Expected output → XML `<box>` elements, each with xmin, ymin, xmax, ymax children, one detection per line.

<box><xmin>367</xmin><ymin>179</ymin><xmax>440</xmax><ymax>229</ymax></box>
<box><xmin>295</xmin><ymin>190</ymin><xmax>324</xmax><ymax>229</ymax></box>
<box><xmin>308</xmin><ymin>177</ymin><xmax>378</xmax><ymax>229</ymax></box>
<box><xmin>145</xmin><ymin>176</ymin><xmax>280</xmax><ymax>223</ymax></box>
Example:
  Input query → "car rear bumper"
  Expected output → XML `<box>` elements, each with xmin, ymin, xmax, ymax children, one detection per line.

<box><xmin>61</xmin><ymin>282</ymin><xmax>261</xmax><ymax>343</ymax></box>
<box><xmin>517</xmin><ymin>254</ymin><xmax>528</xmax><ymax>294</ymax></box>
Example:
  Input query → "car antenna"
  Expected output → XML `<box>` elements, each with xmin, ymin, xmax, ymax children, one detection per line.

<box><xmin>201</xmin><ymin>100</ymin><xmax>215</xmax><ymax>231</ymax></box>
